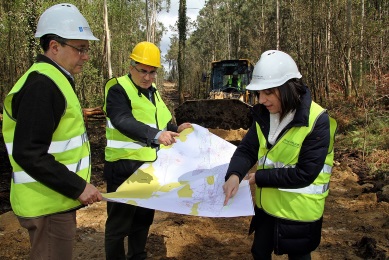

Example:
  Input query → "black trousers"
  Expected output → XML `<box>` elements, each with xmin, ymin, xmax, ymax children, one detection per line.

<box><xmin>251</xmin><ymin>208</ymin><xmax>311</xmax><ymax>260</ymax></box>
<box><xmin>105</xmin><ymin>184</ymin><xmax>155</xmax><ymax>260</ymax></box>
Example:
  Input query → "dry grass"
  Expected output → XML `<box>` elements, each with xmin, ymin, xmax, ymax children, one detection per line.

<box><xmin>367</xmin><ymin>149</ymin><xmax>389</xmax><ymax>172</ymax></box>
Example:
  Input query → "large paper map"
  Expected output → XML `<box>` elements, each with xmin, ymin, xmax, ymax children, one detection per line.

<box><xmin>103</xmin><ymin>124</ymin><xmax>254</xmax><ymax>217</ymax></box>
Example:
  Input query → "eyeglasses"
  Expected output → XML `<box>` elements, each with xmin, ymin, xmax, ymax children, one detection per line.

<box><xmin>61</xmin><ymin>42</ymin><xmax>90</xmax><ymax>56</ymax></box>
<box><xmin>133</xmin><ymin>66</ymin><xmax>157</xmax><ymax>78</ymax></box>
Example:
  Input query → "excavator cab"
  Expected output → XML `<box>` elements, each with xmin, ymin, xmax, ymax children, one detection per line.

<box><xmin>175</xmin><ymin>59</ymin><xmax>256</xmax><ymax>132</ymax></box>
<box><xmin>209</xmin><ymin>59</ymin><xmax>254</xmax><ymax>103</ymax></box>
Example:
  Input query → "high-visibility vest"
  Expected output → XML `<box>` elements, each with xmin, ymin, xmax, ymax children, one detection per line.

<box><xmin>103</xmin><ymin>76</ymin><xmax>172</xmax><ymax>162</ymax></box>
<box><xmin>255</xmin><ymin>102</ymin><xmax>337</xmax><ymax>221</ymax></box>
<box><xmin>2</xmin><ymin>62</ymin><xmax>91</xmax><ymax>218</ymax></box>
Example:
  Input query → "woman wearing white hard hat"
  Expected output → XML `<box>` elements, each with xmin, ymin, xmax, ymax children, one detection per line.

<box><xmin>2</xmin><ymin>3</ymin><xmax>101</xmax><ymax>259</ymax></box>
<box><xmin>223</xmin><ymin>50</ymin><xmax>337</xmax><ymax>259</ymax></box>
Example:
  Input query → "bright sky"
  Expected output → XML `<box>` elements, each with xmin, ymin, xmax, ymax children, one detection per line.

<box><xmin>158</xmin><ymin>0</ymin><xmax>206</xmax><ymax>65</ymax></box>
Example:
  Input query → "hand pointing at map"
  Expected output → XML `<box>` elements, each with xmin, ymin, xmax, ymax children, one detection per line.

<box><xmin>158</xmin><ymin>131</ymin><xmax>179</xmax><ymax>146</ymax></box>
<box><xmin>223</xmin><ymin>174</ymin><xmax>240</xmax><ymax>206</ymax></box>
<box><xmin>158</xmin><ymin>123</ymin><xmax>191</xmax><ymax>146</ymax></box>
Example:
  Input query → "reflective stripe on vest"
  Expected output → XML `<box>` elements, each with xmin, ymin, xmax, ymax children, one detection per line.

<box><xmin>258</xmin><ymin>157</ymin><xmax>332</xmax><ymax>195</ymax></box>
<box><xmin>6</xmin><ymin>132</ymin><xmax>88</xmax><ymax>155</ymax></box>
<box><xmin>279</xmin><ymin>183</ymin><xmax>330</xmax><ymax>195</ymax></box>
<box><xmin>106</xmin><ymin>119</ymin><xmax>149</xmax><ymax>149</ymax></box>
<box><xmin>255</xmin><ymin>101</ymin><xmax>337</xmax><ymax>221</ymax></box>
<box><xmin>106</xmin><ymin>120</ymin><xmax>168</xmax><ymax>150</ymax></box>
<box><xmin>107</xmin><ymin>119</ymin><xmax>157</xmax><ymax>130</ymax></box>
<box><xmin>12</xmin><ymin>155</ymin><xmax>90</xmax><ymax>184</ymax></box>
<box><xmin>103</xmin><ymin>76</ymin><xmax>172</xmax><ymax>162</ymax></box>
<box><xmin>2</xmin><ymin>62</ymin><xmax>91</xmax><ymax>218</ymax></box>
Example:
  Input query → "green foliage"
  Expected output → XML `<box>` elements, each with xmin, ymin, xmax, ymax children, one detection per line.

<box><xmin>74</xmin><ymin>62</ymin><xmax>104</xmax><ymax>108</ymax></box>
<box><xmin>332</xmin><ymin>87</ymin><xmax>389</xmax><ymax>174</ymax></box>
<box><xmin>343</xmin><ymin>114</ymin><xmax>388</xmax><ymax>151</ymax></box>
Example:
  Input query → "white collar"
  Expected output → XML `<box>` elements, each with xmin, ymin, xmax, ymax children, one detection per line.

<box><xmin>268</xmin><ymin>111</ymin><xmax>295</xmax><ymax>145</ymax></box>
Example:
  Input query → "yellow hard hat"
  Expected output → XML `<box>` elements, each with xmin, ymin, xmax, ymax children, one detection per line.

<box><xmin>129</xmin><ymin>41</ymin><xmax>161</xmax><ymax>68</ymax></box>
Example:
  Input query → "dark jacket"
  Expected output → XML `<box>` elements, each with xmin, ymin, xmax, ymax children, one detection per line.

<box><xmin>11</xmin><ymin>54</ymin><xmax>87</xmax><ymax>200</ymax></box>
<box><xmin>226</xmin><ymin>87</ymin><xmax>330</xmax><ymax>254</ymax></box>
<box><xmin>104</xmin><ymin>76</ymin><xmax>178</xmax><ymax>188</ymax></box>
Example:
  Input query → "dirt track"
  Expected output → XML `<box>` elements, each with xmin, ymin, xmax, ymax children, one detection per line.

<box><xmin>0</xmin><ymin>118</ymin><xmax>388</xmax><ymax>259</ymax></box>
<box><xmin>0</xmin><ymin>82</ymin><xmax>388</xmax><ymax>259</ymax></box>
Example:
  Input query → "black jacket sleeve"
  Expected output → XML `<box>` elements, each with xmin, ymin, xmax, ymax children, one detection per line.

<box><xmin>12</xmin><ymin>70</ymin><xmax>87</xmax><ymax>200</ymax></box>
<box><xmin>225</xmin><ymin>122</ymin><xmax>259</xmax><ymax>182</ymax></box>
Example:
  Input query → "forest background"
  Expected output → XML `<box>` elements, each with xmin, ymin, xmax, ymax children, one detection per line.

<box><xmin>0</xmin><ymin>0</ymin><xmax>388</xmax><ymax>192</ymax></box>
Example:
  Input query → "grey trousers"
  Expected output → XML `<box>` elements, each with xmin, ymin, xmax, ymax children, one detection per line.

<box><xmin>18</xmin><ymin>211</ymin><xmax>76</xmax><ymax>260</ymax></box>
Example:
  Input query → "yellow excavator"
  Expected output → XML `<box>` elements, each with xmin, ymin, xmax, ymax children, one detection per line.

<box><xmin>175</xmin><ymin>59</ymin><xmax>256</xmax><ymax>142</ymax></box>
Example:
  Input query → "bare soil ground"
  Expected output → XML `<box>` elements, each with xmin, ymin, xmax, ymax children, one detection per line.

<box><xmin>0</xmin><ymin>84</ymin><xmax>388</xmax><ymax>259</ymax></box>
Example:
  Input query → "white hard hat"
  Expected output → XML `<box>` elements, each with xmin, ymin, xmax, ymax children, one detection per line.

<box><xmin>35</xmin><ymin>3</ymin><xmax>98</xmax><ymax>41</ymax></box>
<box><xmin>246</xmin><ymin>50</ymin><xmax>302</xmax><ymax>91</ymax></box>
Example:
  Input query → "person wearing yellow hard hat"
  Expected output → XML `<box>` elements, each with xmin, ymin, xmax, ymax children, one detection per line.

<box><xmin>103</xmin><ymin>41</ymin><xmax>191</xmax><ymax>259</ymax></box>
<box><xmin>223</xmin><ymin>50</ymin><xmax>337</xmax><ymax>259</ymax></box>
<box><xmin>2</xmin><ymin>3</ymin><xmax>102</xmax><ymax>260</ymax></box>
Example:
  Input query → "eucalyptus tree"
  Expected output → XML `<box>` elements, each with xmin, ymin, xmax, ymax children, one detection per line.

<box><xmin>176</xmin><ymin>0</ymin><xmax>271</xmax><ymax>98</ymax></box>
<box><xmin>104</xmin><ymin>0</ymin><xmax>112</xmax><ymax>78</ymax></box>
<box><xmin>165</xmin><ymin>35</ymin><xmax>179</xmax><ymax>81</ymax></box>
<box><xmin>1</xmin><ymin>0</ymin><xmax>387</xmax><ymax>108</ymax></box>
<box><xmin>177</xmin><ymin>0</ymin><xmax>186</xmax><ymax>104</ymax></box>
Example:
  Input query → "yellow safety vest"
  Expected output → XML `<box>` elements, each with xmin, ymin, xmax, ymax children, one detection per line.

<box><xmin>103</xmin><ymin>76</ymin><xmax>172</xmax><ymax>162</ymax></box>
<box><xmin>2</xmin><ymin>62</ymin><xmax>91</xmax><ymax>218</ymax></box>
<box><xmin>255</xmin><ymin>102</ymin><xmax>337</xmax><ymax>221</ymax></box>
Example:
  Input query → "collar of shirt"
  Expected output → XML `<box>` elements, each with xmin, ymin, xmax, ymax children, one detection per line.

<box><xmin>268</xmin><ymin>111</ymin><xmax>295</xmax><ymax>145</ymax></box>
<box><xmin>47</xmin><ymin>58</ymin><xmax>74</xmax><ymax>82</ymax></box>
<box><xmin>128</xmin><ymin>74</ymin><xmax>155</xmax><ymax>102</ymax></box>
<box><xmin>37</xmin><ymin>54</ymin><xmax>75</xmax><ymax>87</ymax></box>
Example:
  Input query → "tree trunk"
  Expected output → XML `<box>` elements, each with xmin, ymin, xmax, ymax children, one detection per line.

<box><xmin>276</xmin><ymin>0</ymin><xmax>280</xmax><ymax>50</ymax></box>
<box><xmin>324</xmin><ymin>1</ymin><xmax>331</xmax><ymax>97</ymax></box>
<box><xmin>146</xmin><ymin>0</ymin><xmax>149</xmax><ymax>42</ymax></box>
<box><xmin>358</xmin><ymin>0</ymin><xmax>364</xmax><ymax>91</ymax></box>
<box><xmin>26</xmin><ymin>0</ymin><xmax>38</xmax><ymax>65</ymax></box>
<box><xmin>104</xmin><ymin>0</ymin><xmax>112</xmax><ymax>78</ymax></box>
<box><xmin>344</xmin><ymin>0</ymin><xmax>352</xmax><ymax>98</ymax></box>
<box><xmin>178</xmin><ymin>0</ymin><xmax>187</xmax><ymax>104</ymax></box>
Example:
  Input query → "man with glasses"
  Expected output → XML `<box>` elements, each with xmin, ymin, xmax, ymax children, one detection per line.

<box><xmin>2</xmin><ymin>4</ymin><xmax>102</xmax><ymax>260</ymax></box>
<box><xmin>103</xmin><ymin>41</ymin><xmax>191</xmax><ymax>260</ymax></box>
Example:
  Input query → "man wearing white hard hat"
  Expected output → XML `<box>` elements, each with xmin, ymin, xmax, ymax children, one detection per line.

<box><xmin>223</xmin><ymin>50</ymin><xmax>337</xmax><ymax>259</ymax></box>
<box><xmin>2</xmin><ymin>3</ymin><xmax>102</xmax><ymax>259</ymax></box>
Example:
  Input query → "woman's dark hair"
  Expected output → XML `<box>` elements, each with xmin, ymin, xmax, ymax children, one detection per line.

<box><xmin>260</xmin><ymin>78</ymin><xmax>306</xmax><ymax>120</ymax></box>
<box><xmin>278</xmin><ymin>78</ymin><xmax>306</xmax><ymax>119</ymax></box>
<box><xmin>39</xmin><ymin>34</ymin><xmax>66</xmax><ymax>52</ymax></box>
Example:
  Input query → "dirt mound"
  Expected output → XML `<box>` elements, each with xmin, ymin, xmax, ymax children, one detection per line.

<box><xmin>175</xmin><ymin>99</ymin><xmax>252</xmax><ymax>130</ymax></box>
